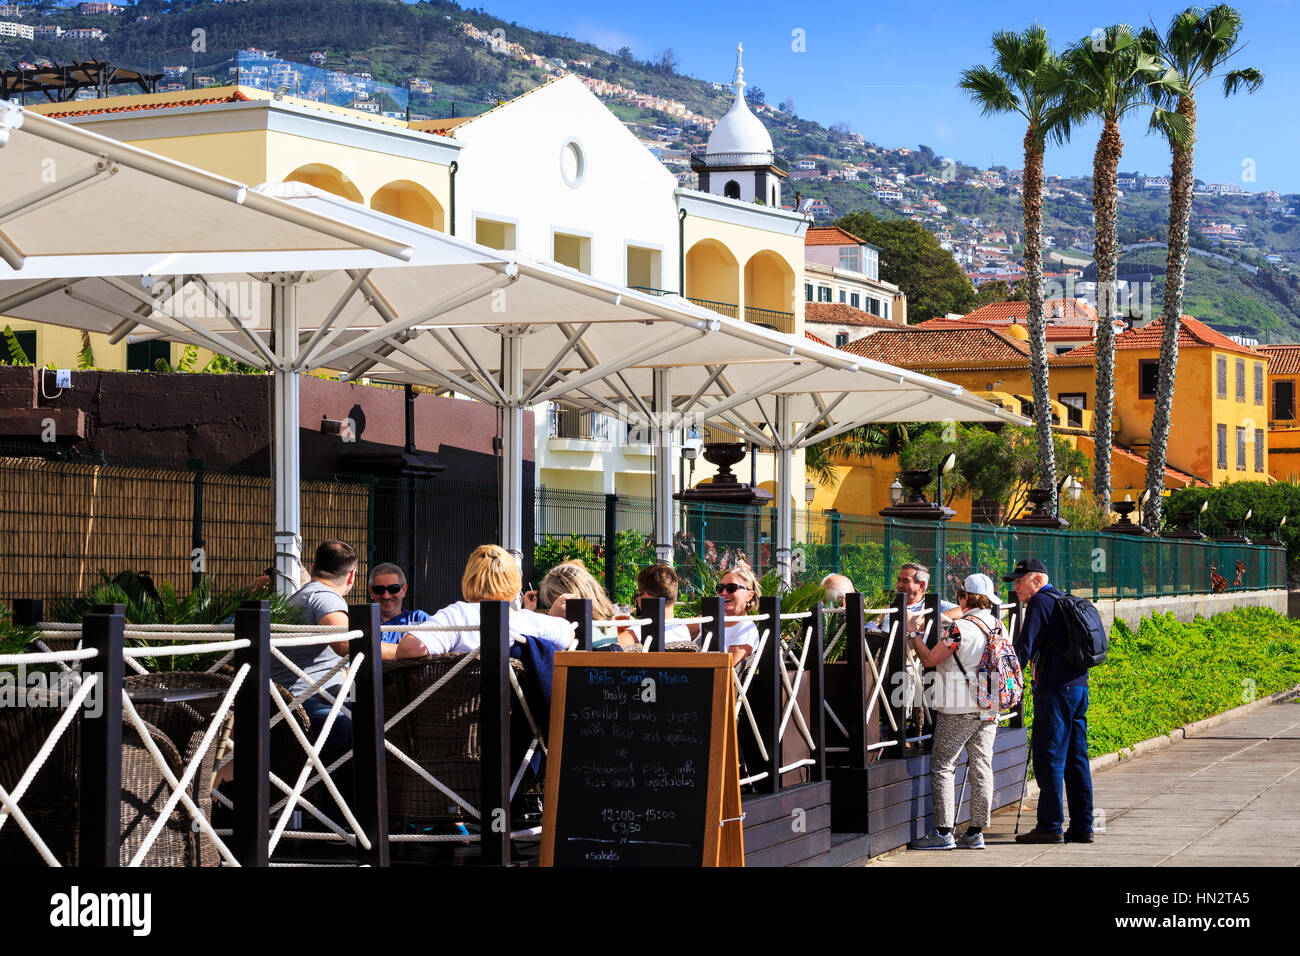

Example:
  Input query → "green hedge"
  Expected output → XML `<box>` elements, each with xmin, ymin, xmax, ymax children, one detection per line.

<box><xmin>1025</xmin><ymin>607</ymin><xmax>1300</xmax><ymax>760</ymax></box>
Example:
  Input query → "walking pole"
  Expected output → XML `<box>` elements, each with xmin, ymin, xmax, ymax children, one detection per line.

<box><xmin>1014</xmin><ymin>727</ymin><xmax>1031</xmax><ymax>835</ymax></box>
<box><xmin>957</xmin><ymin>756</ymin><xmax>969</xmax><ymax>828</ymax></box>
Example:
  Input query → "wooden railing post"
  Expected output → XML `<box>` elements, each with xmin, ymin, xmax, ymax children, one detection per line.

<box><xmin>12</xmin><ymin>598</ymin><xmax>41</xmax><ymax>626</ymax></box>
<box><xmin>566</xmin><ymin>597</ymin><xmax>593</xmax><ymax>651</ymax></box>
<box><xmin>699</xmin><ymin>596</ymin><xmax>725</xmax><ymax>654</ymax></box>
<box><xmin>232</xmin><ymin>600</ymin><xmax>270</xmax><ymax>867</ymax></box>
<box><xmin>479</xmin><ymin>599</ymin><xmax>511</xmax><ymax>866</ymax></box>
<box><xmin>844</xmin><ymin>591</ymin><xmax>869</xmax><ymax>770</ymax></box>
<box><xmin>349</xmin><ymin>603</ymin><xmax>389</xmax><ymax>867</ymax></box>
<box><xmin>80</xmin><ymin>610</ymin><xmax>124</xmax><ymax>867</ymax></box>
<box><xmin>638</xmin><ymin>596</ymin><xmax>666</xmax><ymax>652</ymax></box>
<box><xmin>808</xmin><ymin>604</ymin><xmax>827</xmax><ymax>782</ymax></box>
<box><xmin>753</xmin><ymin>594</ymin><xmax>782</xmax><ymax>794</ymax></box>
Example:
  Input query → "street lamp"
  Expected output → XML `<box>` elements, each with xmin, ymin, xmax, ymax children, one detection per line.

<box><xmin>936</xmin><ymin>452</ymin><xmax>957</xmax><ymax>509</ymax></box>
<box><xmin>804</xmin><ymin>479</ymin><xmax>817</xmax><ymax>505</ymax></box>
<box><xmin>1197</xmin><ymin>498</ymin><xmax>1208</xmax><ymax>536</ymax></box>
<box><xmin>1138</xmin><ymin>488</ymin><xmax>1150</xmax><ymax>526</ymax></box>
<box><xmin>889</xmin><ymin>478</ymin><xmax>904</xmax><ymax>506</ymax></box>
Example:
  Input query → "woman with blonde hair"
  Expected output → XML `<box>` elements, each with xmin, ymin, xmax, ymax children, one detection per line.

<box><xmin>528</xmin><ymin>561</ymin><xmax>637</xmax><ymax>649</ymax></box>
<box><xmin>395</xmin><ymin>545</ymin><xmax>576</xmax><ymax>657</ymax></box>
<box><xmin>716</xmin><ymin>563</ymin><xmax>762</xmax><ymax>666</ymax></box>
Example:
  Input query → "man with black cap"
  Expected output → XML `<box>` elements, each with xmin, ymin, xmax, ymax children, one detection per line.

<box><xmin>1004</xmin><ymin>558</ymin><xmax>1094</xmax><ymax>844</ymax></box>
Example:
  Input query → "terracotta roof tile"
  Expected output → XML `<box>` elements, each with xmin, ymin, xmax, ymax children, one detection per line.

<box><xmin>1258</xmin><ymin>345</ymin><xmax>1300</xmax><ymax>375</ymax></box>
<box><xmin>839</xmin><ymin>326</ymin><xmax>1094</xmax><ymax>370</ymax></box>
<box><xmin>805</xmin><ymin>330</ymin><xmax>832</xmax><ymax>347</ymax></box>
<box><xmin>805</xmin><ymin>226</ymin><xmax>867</xmax><ymax>247</ymax></box>
<box><xmin>33</xmin><ymin>90</ymin><xmax>254</xmax><ymax>118</ymax></box>
<box><xmin>1068</xmin><ymin>315</ymin><xmax>1258</xmax><ymax>358</ymax></box>
<box><xmin>914</xmin><ymin>317</ymin><xmax>1095</xmax><ymax>341</ymax></box>
<box><xmin>961</xmin><ymin>299</ymin><xmax>1098</xmax><ymax>323</ymax></box>
<box><xmin>805</xmin><ymin>303</ymin><xmax>904</xmax><ymax>329</ymax></box>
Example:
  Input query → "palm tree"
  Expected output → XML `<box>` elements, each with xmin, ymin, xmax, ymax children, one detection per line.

<box><xmin>803</xmin><ymin>423</ymin><xmax>918</xmax><ymax>489</ymax></box>
<box><xmin>1061</xmin><ymin>25</ymin><xmax>1186</xmax><ymax>504</ymax></box>
<box><xmin>1140</xmin><ymin>6</ymin><xmax>1262</xmax><ymax>530</ymax></box>
<box><xmin>960</xmin><ymin>26</ymin><xmax>1070</xmax><ymax>511</ymax></box>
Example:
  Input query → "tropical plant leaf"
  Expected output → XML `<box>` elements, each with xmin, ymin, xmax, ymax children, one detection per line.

<box><xmin>77</xmin><ymin>331</ymin><xmax>95</xmax><ymax>370</ymax></box>
<box><xmin>2</xmin><ymin>325</ymin><xmax>32</xmax><ymax>366</ymax></box>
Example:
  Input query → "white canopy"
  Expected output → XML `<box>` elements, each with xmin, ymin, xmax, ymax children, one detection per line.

<box><xmin>0</xmin><ymin>102</ymin><xmax>412</xmax><ymax>270</ymax></box>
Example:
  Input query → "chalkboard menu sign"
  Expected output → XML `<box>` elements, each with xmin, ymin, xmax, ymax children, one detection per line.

<box><xmin>541</xmin><ymin>652</ymin><xmax>743</xmax><ymax>867</ymax></box>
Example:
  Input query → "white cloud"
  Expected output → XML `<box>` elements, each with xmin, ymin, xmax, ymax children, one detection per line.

<box><xmin>571</xmin><ymin>18</ymin><xmax>643</xmax><ymax>56</ymax></box>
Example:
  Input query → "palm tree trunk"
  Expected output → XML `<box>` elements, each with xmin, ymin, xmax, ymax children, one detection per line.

<box><xmin>1143</xmin><ymin>94</ymin><xmax>1197</xmax><ymax>530</ymax></box>
<box><xmin>1022</xmin><ymin>129</ymin><xmax>1056</xmax><ymax>507</ymax></box>
<box><xmin>1091</xmin><ymin>117</ymin><xmax>1122</xmax><ymax>505</ymax></box>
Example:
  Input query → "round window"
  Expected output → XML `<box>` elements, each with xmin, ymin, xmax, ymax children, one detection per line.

<box><xmin>560</xmin><ymin>138</ymin><xmax>586</xmax><ymax>188</ymax></box>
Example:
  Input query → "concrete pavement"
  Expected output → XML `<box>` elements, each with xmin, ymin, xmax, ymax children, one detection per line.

<box><xmin>868</xmin><ymin>700</ymin><xmax>1300</xmax><ymax>867</ymax></box>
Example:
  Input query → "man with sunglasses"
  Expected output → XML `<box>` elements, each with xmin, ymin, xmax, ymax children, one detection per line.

<box><xmin>369</xmin><ymin>563</ymin><xmax>430</xmax><ymax>646</ymax></box>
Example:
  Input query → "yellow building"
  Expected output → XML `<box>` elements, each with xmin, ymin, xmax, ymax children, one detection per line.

<box><xmin>1259</xmin><ymin>344</ymin><xmax>1300</xmax><ymax>482</ymax></box>
<box><xmin>1067</xmin><ymin>315</ymin><xmax>1267</xmax><ymax>486</ymax></box>
<box><xmin>822</xmin><ymin>315</ymin><xmax>1257</xmax><ymax>519</ymax></box>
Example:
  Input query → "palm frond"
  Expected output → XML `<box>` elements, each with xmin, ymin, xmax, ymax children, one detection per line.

<box><xmin>2</xmin><ymin>325</ymin><xmax>31</xmax><ymax>366</ymax></box>
<box><xmin>1222</xmin><ymin>67</ymin><xmax>1263</xmax><ymax>96</ymax></box>
<box><xmin>76</xmin><ymin>330</ymin><xmax>95</xmax><ymax>369</ymax></box>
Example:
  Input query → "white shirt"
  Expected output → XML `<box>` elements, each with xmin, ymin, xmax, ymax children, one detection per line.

<box><xmin>412</xmin><ymin>601</ymin><xmax>576</xmax><ymax>655</ymax></box>
<box><xmin>930</xmin><ymin>608</ymin><xmax>1000</xmax><ymax>716</ymax></box>
<box><xmin>724</xmin><ymin>618</ymin><xmax>760</xmax><ymax>656</ymax></box>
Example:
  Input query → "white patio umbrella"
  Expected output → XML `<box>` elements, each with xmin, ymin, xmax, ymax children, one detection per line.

<box><xmin>543</xmin><ymin>329</ymin><xmax>1031</xmax><ymax>582</ymax></box>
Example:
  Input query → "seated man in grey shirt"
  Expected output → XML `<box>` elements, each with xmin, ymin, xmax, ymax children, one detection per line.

<box><xmin>275</xmin><ymin>539</ymin><xmax>363</xmax><ymax>769</ymax></box>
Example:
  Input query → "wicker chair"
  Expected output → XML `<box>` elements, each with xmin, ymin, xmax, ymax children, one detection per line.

<box><xmin>665</xmin><ymin>640</ymin><xmax>699</xmax><ymax>652</ymax></box>
<box><xmin>0</xmin><ymin>691</ymin><xmax>80</xmax><ymax>866</ymax></box>
<box><xmin>124</xmin><ymin>672</ymin><xmax>236</xmax><ymax>867</ymax></box>
<box><xmin>382</xmin><ymin>655</ymin><xmax>529</xmax><ymax>836</ymax></box>
<box><xmin>120</xmin><ymin>718</ymin><xmax>196</xmax><ymax>866</ymax></box>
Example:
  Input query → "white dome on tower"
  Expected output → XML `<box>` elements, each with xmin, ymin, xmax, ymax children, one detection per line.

<box><xmin>704</xmin><ymin>43</ymin><xmax>773</xmax><ymax>167</ymax></box>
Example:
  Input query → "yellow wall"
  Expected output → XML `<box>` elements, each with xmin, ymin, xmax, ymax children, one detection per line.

<box><xmin>683</xmin><ymin>217</ymin><xmax>803</xmax><ymax>333</ymax></box>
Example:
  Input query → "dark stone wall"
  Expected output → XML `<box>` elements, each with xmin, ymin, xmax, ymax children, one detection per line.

<box><xmin>0</xmin><ymin>365</ymin><xmax>532</xmax><ymax>485</ymax></box>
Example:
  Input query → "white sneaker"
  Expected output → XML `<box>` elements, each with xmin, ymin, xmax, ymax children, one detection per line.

<box><xmin>956</xmin><ymin>830</ymin><xmax>985</xmax><ymax>849</ymax></box>
<box><xmin>909</xmin><ymin>829</ymin><xmax>956</xmax><ymax>850</ymax></box>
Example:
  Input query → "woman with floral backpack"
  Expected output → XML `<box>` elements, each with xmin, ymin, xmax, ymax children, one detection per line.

<box><xmin>905</xmin><ymin>573</ymin><xmax>1021</xmax><ymax>851</ymax></box>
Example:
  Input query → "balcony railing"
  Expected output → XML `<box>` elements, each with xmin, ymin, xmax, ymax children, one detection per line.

<box><xmin>744</xmin><ymin>305</ymin><xmax>796</xmax><ymax>335</ymax></box>
<box><xmin>548</xmin><ymin>405</ymin><xmax>623</xmax><ymax>443</ymax></box>
<box><xmin>630</xmin><ymin>286</ymin><xmax>675</xmax><ymax>297</ymax></box>
<box><xmin>686</xmin><ymin>296</ymin><xmax>739</xmax><ymax>319</ymax></box>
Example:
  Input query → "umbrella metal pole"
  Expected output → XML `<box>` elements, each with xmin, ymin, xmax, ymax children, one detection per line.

<box><xmin>652</xmin><ymin>368</ymin><xmax>674</xmax><ymax>565</ymax></box>
<box><xmin>500</xmin><ymin>331</ymin><xmax>525</xmax><ymax>564</ymax></box>
<box><xmin>776</xmin><ymin>394</ymin><xmax>793</xmax><ymax>586</ymax></box>
<box><xmin>272</xmin><ymin>280</ymin><xmax>303</xmax><ymax>595</ymax></box>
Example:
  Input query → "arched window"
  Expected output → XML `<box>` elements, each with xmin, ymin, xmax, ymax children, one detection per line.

<box><xmin>724</xmin><ymin>180</ymin><xmax>741</xmax><ymax>200</ymax></box>
<box><xmin>771</xmin><ymin>185</ymin><xmax>777</xmax><ymax>205</ymax></box>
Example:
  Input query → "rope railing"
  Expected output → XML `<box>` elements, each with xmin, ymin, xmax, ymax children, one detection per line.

<box><xmin>0</xmin><ymin>659</ymin><xmax>102</xmax><ymax>867</ymax></box>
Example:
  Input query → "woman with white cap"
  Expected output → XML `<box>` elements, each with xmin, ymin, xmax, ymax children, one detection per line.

<box><xmin>905</xmin><ymin>572</ymin><xmax>1006</xmax><ymax>851</ymax></box>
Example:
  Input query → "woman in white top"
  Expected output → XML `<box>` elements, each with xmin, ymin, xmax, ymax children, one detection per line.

<box><xmin>396</xmin><ymin>545</ymin><xmax>575</xmax><ymax>657</ymax></box>
<box><xmin>716</xmin><ymin>565</ymin><xmax>762</xmax><ymax>667</ymax></box>
<box><xmin>904</xmin><ymin>573</ymin><xmax>1004</xmax><ymax>851</ymax></box>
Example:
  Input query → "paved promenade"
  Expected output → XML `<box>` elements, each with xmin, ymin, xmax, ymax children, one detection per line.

<box><xmin>870</xmin><ymin>700</ymin><xmax>1300</xmax><ymax>867</ymax></box>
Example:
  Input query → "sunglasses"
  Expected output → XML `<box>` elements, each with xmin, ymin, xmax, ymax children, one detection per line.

<box><xmin>716</xmin><ymin>583</ymin><xmax>750</xmax><ymax>595</ymax></box>
<box><xmin>371</xmin><ymin>584</ymin><xmax>403</xmax><ymax>596</ymax></box>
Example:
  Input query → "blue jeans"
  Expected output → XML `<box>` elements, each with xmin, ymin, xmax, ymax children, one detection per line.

<box><xmin>1031</xmin><ymin>684</ymin><xmax>1093</xmax><ymax>835</ymax></box>
<box><xmin>301</xmin><ymin>694</ymin><xmax>355</xmax><ymax>807</ymax></box>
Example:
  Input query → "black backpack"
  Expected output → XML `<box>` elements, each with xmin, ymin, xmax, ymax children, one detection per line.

<box><xmin>1051</xmin><ymin>593</ymin><xmax>1108</xmax><ymax>669</ymax></box>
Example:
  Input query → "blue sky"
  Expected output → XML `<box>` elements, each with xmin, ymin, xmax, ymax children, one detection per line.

<box><xmin>467</xmin><ymin>0</ymin><xmax>1299</xmax><ymax>193</ymax></box>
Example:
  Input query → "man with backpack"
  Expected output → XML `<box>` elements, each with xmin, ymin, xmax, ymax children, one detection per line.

<box><xmin>1006</xmin><ymin>558</ymin><xmax>1097</xmax><ymax>844</ymax></box>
